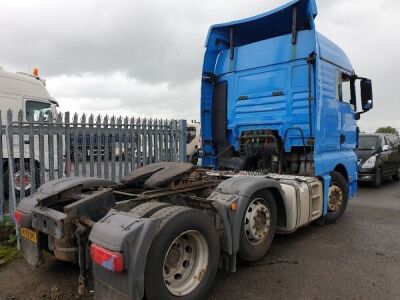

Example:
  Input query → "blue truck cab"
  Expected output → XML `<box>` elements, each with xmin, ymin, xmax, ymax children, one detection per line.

<box><xmin>201</xmin><ymin>0</ymin><xmax>373</xmax><ymax>213</ymax></box>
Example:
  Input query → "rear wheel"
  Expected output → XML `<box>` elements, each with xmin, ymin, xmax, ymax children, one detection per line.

<box><xmin>144</xmin><ymin>206</ymin><xmax>219</xmax><ymax>300</ymax></box>
<box><xmin>325</xmin><ymin>171</ymin><xmax>348</xmax><ymax>224</ymax></box>
<box><xmin>238</xmin><ymin>190</ymin><xmax>277</xmax><ymax>262</ymax></box>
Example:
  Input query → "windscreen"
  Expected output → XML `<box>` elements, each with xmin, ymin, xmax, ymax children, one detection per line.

<box><xmin>26</xmin><ymin>100</ymin><xmax>51</xmax><ymax>121</ymax></box>
<box><xmin>357</xmin><ymin>136</ymin><xmax>379</xmax><ymax>150</ymax></box>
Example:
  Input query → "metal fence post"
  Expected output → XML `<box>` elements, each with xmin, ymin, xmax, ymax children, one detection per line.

<box><xmin>6</xmin><ymin>110</ymin><xmax>16</xmax><ymax>216</ymax></box>
<box><xmin>0</xmin><ymin>111</ymin><xmax>3</xmax><ymax>220</ymax></box>
<box><xmin>28</xmin><ymin>114</ymin><xmax>36</xmax><ymax>192</ymax></box>
<box><xmin>18</xmin><ymin>111</ymin><xmax>26</xmax><ymax>199</ymax></box>
<box><xmin>110</xmin><ymin>116</ymin><xmax>116</xmax><ymax>181</ymax></box>
<box><xmin>56</xmin><ymin>113</ymin><xmax>63</xmax><ymax>180</ymax></box>
<box><xmin>96</xmin><ymin>115</ymin><xmax>102</xmax><ymax>178</ymax></box>
<box><xmin>47</xmin><ymin>112</ymin><xmax>55</xmax><ymax>181</ymax></box>
<box><xmin>6</xmin><ymin>110</ymin><xmax>21</xmax><ymax>249</ymax></box>
<box><xmin>104</xmin><ymin>116</ymin><xmax>110</xmax><ymax>179</ymax></box>
<box><xmin>81</xmin><ymin>114</ymin><xmax>87</xmax><ymax>177</ymax></box>
<box><xmin>117</xmin><ymin>117</ymin><xmax>123</xmax><ymax>180</ymax></box>
<box><xmin>89</xmin><ymin>115</ymin><xmax>95</xmax><ymax>177</ymax></box>
<box><xmin>178</xmin><ymin>119</ymin><xmax>187</xmax><ymax>163</ymax></box>
<box><xmin>72</xmin><ymin>113</ymin><xmax>79</xmax><ymax>177</ymax></box>
<box><xmin>65</xmin><ymin>112</ymin><xmax>71</xmax><ymax>177</ymax></box>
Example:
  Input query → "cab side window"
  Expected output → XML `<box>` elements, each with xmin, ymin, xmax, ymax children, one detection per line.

<box><xmin>337</xmin><ymin>73</ymin><xmax>355</xmax><ymax>110</ymax></box>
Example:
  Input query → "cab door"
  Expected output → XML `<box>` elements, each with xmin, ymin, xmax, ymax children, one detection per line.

<box><xmin>337</xmin><ymin>72</ymin><xmax>357</xmax><ymax>150</ymax></box>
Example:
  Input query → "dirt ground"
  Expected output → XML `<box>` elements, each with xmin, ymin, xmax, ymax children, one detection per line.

<box><xmin>0</xmin><ymin>258</ymin><xmax>81</xmax><ymax>300</ymax></box>
<box><xmin>0</xmin><ymin>180</ymin><xmax>399</xmax><ymax>299</ymax></box>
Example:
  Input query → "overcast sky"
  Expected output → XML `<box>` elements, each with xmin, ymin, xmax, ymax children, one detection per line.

<box><xmin>1</xmin><ymin>0</ymin><xmax>399</xmax><ymax>132</ymax></box>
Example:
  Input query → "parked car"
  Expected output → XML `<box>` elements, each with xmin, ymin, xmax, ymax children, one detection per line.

<box><xmin>356</xmin><ymin>133</ymin><xmax>400</xmax><ymax>187</ymax></box>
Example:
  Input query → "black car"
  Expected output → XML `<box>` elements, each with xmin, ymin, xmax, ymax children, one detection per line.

<box><xmin>356</xmin><ymin>133</ymin><xmax>400</xmax><ymax>187</ymax></box>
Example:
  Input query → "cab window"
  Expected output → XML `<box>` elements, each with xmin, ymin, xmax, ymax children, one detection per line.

<box><xmin>187</xmin><ymin>126</ymin><xmax>197</xmax><ymax>144</ymax></box>
<box><xmin>26</xmin><ymin>101</ymin><xmax>51</xmax><ymax>121</ymax></box>
<box><xmin>337</xmin><ymin>73</ymin><xmax>355</xmax><ymax>110</ymax></box>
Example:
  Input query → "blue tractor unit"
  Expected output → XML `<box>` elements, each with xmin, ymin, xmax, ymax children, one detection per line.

<box><xmin>201</xmin><ymin>0</ymin><xmax>372</xmax><ymax>212</ymax></box>
<box><xmin>15</xmin><ymin>1</ymin><xmax>373</xmax><ymax>299</ymax></box>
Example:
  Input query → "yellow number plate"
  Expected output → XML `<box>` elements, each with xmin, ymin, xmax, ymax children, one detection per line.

<box><xmin>20</xmin><ymin>227</ymin><xmax>37</xmax><ymax>243</ymax></box>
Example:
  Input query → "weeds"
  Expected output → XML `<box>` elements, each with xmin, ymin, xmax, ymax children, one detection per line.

<box><xmin>0</xmin><ymin>215</ymin><xmax>20</xmax><ymax>265</ymax></box>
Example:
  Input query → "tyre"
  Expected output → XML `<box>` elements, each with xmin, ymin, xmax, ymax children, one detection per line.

<box><xmin>372</xmin><ymin>167</ymin><xmax>382</xmax><ymax>188</ymax></box>
<box><xmin>129</xmin><ymin>201</ymin><xmax>172</xmax><ymax>218</ymax></box>
<box><xmin>392</xmin><ymin>165</ymin><xmax>399</xmax><ymax>182</ymax></box>
<box><xmin>325</xmin><ymin>171</ymin><xmax>349</xmax><ymax>224</ymax></box>
<box><xmin>144</xmin><ymin>206</ymin><xmax>219</xmax><ymax>300</ymax></box>
<box><xmin>238</xmin><ymin>190</ymin><xmax>277</xmax><ymax>262</ymax></box>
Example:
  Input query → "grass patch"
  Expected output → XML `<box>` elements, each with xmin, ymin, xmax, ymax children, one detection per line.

<box><xmin>0</xmin><ymin>215</ymin><xmax>21</xmax><ymax>265</ymax></box>
<box><xmin>0</xmin><ymin>245</ymin><xmax>20</xmax><ymax>264</ymax></box>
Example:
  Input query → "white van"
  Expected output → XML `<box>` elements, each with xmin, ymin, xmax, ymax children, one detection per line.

<box><xmin>186</xmin><ymin>122</ymin><xmax>201</xmax><ymax>165</ymax></box>
<box><xmin>0</xmin><ymin>67</ymin><xmax>58</xmax><ymax>195</ymax></box>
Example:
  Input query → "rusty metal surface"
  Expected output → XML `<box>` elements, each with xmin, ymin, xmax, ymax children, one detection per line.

<box><xmin>63</xmin><ymin>188</ymin><xmax>116</xmax><ymax>222</ymax></box>
<box><xmin>121</xmin><ymin>162</ymin><xmax>194</xmax><ymax>189</ymax></box>
<box><xmin>53</xmin><ymin>239</ymin><xmax>78</xmax><ymax>263</ymax></box>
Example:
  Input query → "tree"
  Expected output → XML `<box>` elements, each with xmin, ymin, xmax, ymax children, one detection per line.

<box><xmin>375</xmin><ymin>126</ymin><xmax>399</xmax><ymax>135</ymax></box>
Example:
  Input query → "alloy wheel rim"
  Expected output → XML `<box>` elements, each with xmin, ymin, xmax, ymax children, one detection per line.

<box><xmin>244</xmin><ymin>198</ymin><xmax>271</xmax><ymax>245</ymax></box>
<box><xmin>163</xmin><ymin>230</ymin><xmax>209</xmax><ymax>296</ymax></box>
<box><xmin>328</xmin><ymin>185</ymin><xmax>343</xmax><ymax>212</ymax></box>
<box><xmin>14</xmin><ymin>171</ymin><xmax>32</xmax><ymax>191</ymax></box>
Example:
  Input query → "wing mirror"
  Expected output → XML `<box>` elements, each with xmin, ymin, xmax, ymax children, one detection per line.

<box><xmin>382</xmin><ymin>145</ymin><xmax>390</xmax><ymax>152</ymax></box>
<box><xmin>361</xmin><ymin>79</ymin><xmax>373</xmax><ymax>111</ymax></box>
<box><xmin>356</xmin><ymin>78</ymin><xmax>373</xmax><ymax>120</ymax></box>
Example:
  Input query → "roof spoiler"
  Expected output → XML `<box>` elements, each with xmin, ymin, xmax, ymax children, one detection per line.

<box><xmin>206</xmin><ymin>0</ymin><xmax>317</xmax><ymax>49</ymax></box>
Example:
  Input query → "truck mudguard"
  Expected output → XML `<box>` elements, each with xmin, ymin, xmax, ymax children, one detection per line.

<box><xmin>208</xmin><ymin>176</ymin><xmax>285</xmax><ymax>255</ymax></box>
<box><xmin>89</xmin><ymin>210</ymin><xmax>158</xmax><ymax>300</ymax></box>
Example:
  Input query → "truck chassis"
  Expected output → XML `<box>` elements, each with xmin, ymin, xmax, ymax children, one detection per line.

<box><xmin>15</xmin><ymin>161</ymin><xmax>336</xmax><ymax>299</ymax></box>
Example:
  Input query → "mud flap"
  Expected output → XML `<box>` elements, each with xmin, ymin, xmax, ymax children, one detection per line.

<box><xmin>89</xmin><ymin>210</ymin><xmax>158</xmax><ymax>300</ymax></box>
<box><xmin>20</xmin><ymin>232</ymin><xmax>44</xmax><ymax>267</ymax></box>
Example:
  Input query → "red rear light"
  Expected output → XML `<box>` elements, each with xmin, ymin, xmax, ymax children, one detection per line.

<box><xmin>90</xmin><ymin>243</ymin><xmax>124</xmax><ymax>272</ymax></box>
<box><xmin>14</xmin><ymin>210</ymin><xmax>23</xmax><ymax>225</ymax></box>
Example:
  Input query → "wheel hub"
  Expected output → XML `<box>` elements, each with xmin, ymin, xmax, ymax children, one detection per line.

<box><xmin>244</xmin><ymin>199</ymin><xmax>270</xmax><ymax>245</ymax></box>
<box><xmin>328</xmin><ymin>185</ymin><xmax>343</xmax><ymax>212</ymax></box>
<box><xmin>14</xmin><ymin>171</ymin><xmax>32</xmax><ymax>191</ymax></box>
<box><xmin>163</xmin><ymin>230</ymin><xmax>208</xmax><ymax>296</ymax></box>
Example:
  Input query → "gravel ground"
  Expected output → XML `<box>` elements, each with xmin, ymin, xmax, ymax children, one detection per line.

<box><xmin>0</xmin><ymin>180</ymin><xmax>399</xmax><ymax>299</ymax></box>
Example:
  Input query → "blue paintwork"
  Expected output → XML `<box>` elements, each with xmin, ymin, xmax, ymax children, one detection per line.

<box><xmin>201</xmin><ymin>0</ymin><xmax>361</xmax><ymax>213</ymax></box>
